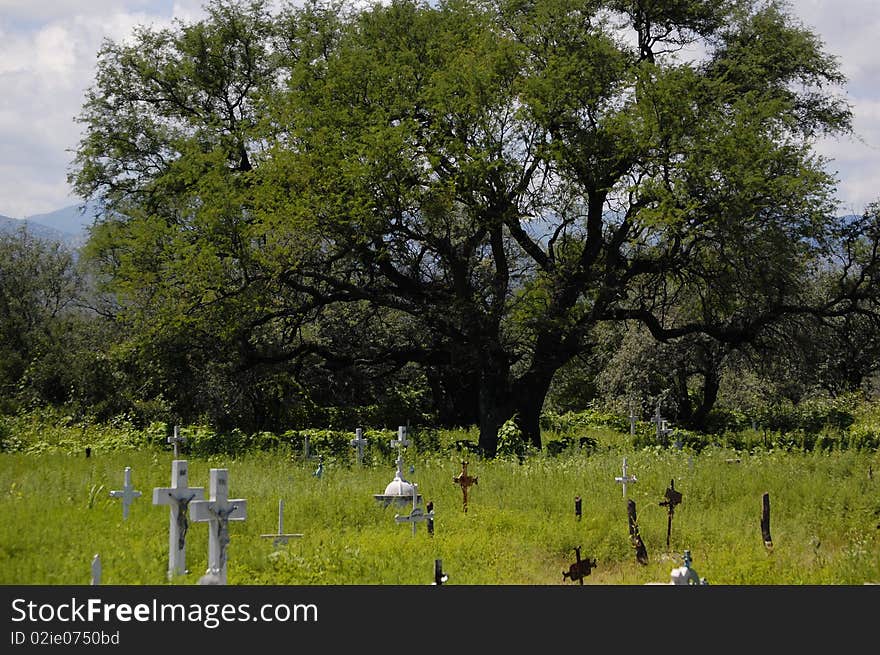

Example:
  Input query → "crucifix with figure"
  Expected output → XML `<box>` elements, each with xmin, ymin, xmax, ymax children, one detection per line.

<box><xmin>658</xmin><ymin>478</ymin><xmax>683</xmax><ymax>550</ymax></box>
<box><xmin>189</xmin><ymin>469</ymin><xmax>247</xmax><ymax>585</ymax></box>
<box><xmin>152</xmin><ymin>459</ymin><xmax>204</xmax><ymax>578</ymax></box>
<box><xmin>453</xmin><ymin>461</ymin><xmax>478</xmax><ymax>513</ymax></box>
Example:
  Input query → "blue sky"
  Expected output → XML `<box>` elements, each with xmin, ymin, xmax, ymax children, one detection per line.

<box><xmin>1</xmin><ymin>0</ymin><xmax>878</xmax><ymax>218</ymax></box>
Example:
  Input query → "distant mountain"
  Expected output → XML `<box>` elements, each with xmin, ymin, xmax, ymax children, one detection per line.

<box><xmin>0</xmin><ymin>202</ymin><xmax>102</xmax><ymax>250</ymax></box>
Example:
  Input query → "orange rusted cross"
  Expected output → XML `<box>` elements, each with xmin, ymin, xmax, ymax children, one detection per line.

<box><xmin>452</xmin><ymin>461</ymin><xmax>478</xmax><ymax>513</ymax></box>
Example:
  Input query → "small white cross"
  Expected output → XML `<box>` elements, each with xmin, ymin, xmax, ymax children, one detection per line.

<box><xmin>614</xmin><ymin>457</ymin><xmax>638</xmax><ymax>498</ymax></box>
<box><xmin>260</xmin><ymin>499</ymin><xmax>303</xmax><ymax>547</ymax></box>
<box><xmin>391</xmin><ymin>425</ymin><xmax>410</xmax><ymax>450</ymax></box>
<box><xmin>395</xmin><ymin>483</ymin><xmax>432</xmax><ymax>536</ymax></box>
<box><xmin>350</xmin><ymin>428</ymin><xmax>368</xmax><ymax>464</ymax></box>
<box><xmin>189</xmin><ymin>469</ymin><xmax>247</xmax><ymax>585</ymax></box>
<box><xmin>152</xmin><ymin>460</ymin><xmax>204</xmax><ymax>578</ymax></box>
<box><xmin>167</xmin><ymin>425</ymin><xmax>186</xmax><ymax>458</ymax></box>
<box><xmin>109</xmin><ymin>466</ymin><xmax>142</xmax><ymax>520</ymax></box>
<box><xmin>628</xmin><ymin>404</ymin><xmax>638</xmax><ymax>437</ymax></box>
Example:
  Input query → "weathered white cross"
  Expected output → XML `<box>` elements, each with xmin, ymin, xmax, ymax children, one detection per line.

<box><xmin>189</xmin><ymin>469</ymin><xmax>247</xmax><ymax>585</ymax></box>
<box><xmin>109</xmin><ymin>466</ymin><xmax>142</xmax><ymax>520</ymax></box>
<box><xmin>628</xmin><ymin>404</ymin><xmax>638</xmax><ymax>437</ymax></box>
<box><xmin>167</xmin><ymin>425</ymin><xmax>186</xmax><ymax>458</ymax></box>
<box><xmin>260</xmin><ymin>499</ymin><xmax>303</xmax><ymax>547</ymax></box>
<box><xmin>614</xmin><ymin>457</ymin><xmax>638</xmax><ymax>499</ymax></box>
<box><xmin>654</xmin><ymin>405</ymin><xmax>672</xmax><ymax>444</ymax></box>
<box><xmin>350</xmin><ymin>428</ymin><xmax>368</xmax><ymax>465</ymax></box>
<box><xmin>152</xmin><ymin>460</ymin><xmax>205</xmax><ymax>578</ymax></box>
<box><xmin>395</xmin><ymin>483</ymin><xmax>432</xmax><ymax>536</ymax></box>
<box><xmin>90</xmin><ymin>554</ymin><xmax>101</xmax><ymax>585</ymax></box>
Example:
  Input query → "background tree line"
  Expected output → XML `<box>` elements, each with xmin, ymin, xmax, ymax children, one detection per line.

<box><xmin>2</xmin><ymin>0</ymin><xmax>879</xmax><ymax>455</ymax></box>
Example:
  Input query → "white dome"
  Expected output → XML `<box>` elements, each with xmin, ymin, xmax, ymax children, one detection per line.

<box><xmin>383</xmin><ymin>476</ymin><xmax>415</xmax><ymax>498</ymax></box>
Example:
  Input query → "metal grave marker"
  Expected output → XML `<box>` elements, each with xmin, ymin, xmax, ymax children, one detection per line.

<box><xmin>563</xmin><ymin>546</ymin><xmax>597</xmax><ymax>584</ymax></box>
<box><xmin>167</xmin><ymin>425</ymin><xmax>186</xmax><ymax>458</ymax></box>
<box><xmin>452</xmin><ymin>460</ymin><xmax>478</xmax><ymax>512</ymax></box>
<box><xmin>189</xmin><ymin>468</ymin><xmax>247</xmax><ymax>585</ymax></box>
<box><xmin>761</xmin><ymin>492</ymin><xmax>773</xmax><ymax>550</ymax></box>
<box><xmin>658</xmin><ymin>479</ymin><xmax>683</xmax><ymax>550</ymax></box>
<box><xmin>653</xmin><ymin>404</ymin><xmax>673</xmax><ymax>446</ymax></box>
<box><xmin>627</xmin><ymin>499</ymin><xmax>649</xmax><ymax>565</ymax></box>
<box><xmin>614</xmin><ymin>457</ymin><xmax>637</xmax><ymax>499</ymax></box>
<box><xmin>152</xmin><ymin>460</ymin><xmax>205</xmax><ymax>578</ymax></box>
<box><xmin>109</xmin><ymin>466</ymin><xmax>142</xmax><ymax>520</ymax></box>
<box><xmin>373</xmin><ymin>425</ymin><xmax>421</xmax><ymax>506</ymax></box>
<box><xmin>261</xmin><ymin>499</ymin><xmax>303</xmax><ymax>547</ymax></box>
<box><xmin>433</xmin><ymin>559</ymin><xmax>448</xmax><ymax>585</ymax></box>
<box><xmin>350</xmin><ymin>428</ymin><xmax>368</xmax><ymax>465</ymax></box>
<box><xmin>395</xmin><ymin>483</ymin><xmax>432</xmax><ymax>536</ymax></box>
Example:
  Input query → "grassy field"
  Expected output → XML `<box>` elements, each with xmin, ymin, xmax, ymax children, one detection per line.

<box><xmin>2</xmin><ymin>426</ymin><xmax>879</xmax><ymax>585</ymax></box>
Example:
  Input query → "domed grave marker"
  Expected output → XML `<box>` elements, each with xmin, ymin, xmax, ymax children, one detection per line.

<box><xmin>373</xmin><ymin>426</ymin><xmax>422</xmax><ymax>506</ymax></box>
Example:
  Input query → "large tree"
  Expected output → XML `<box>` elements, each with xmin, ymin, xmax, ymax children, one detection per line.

<box><xmin>71</xmin><ymin>0</ymin><xmax>880</xmax><ymax>454</ymax></box>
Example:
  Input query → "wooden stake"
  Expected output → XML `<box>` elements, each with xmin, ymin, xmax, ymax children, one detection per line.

<box><xmin>761</xmin><ymin>492</ymin><xmax>773</xmax><ymax>550</ymax></box>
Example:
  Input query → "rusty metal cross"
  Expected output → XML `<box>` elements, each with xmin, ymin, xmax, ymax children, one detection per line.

<box><xmin>563</xmin><ymin>546</ymin><xmax>597</xmax><ymax>585</ymax></box>
<box><xmin>453</xmin><ymin>460</ymin><xmax>478</xmax><ymax>513</ymax></box>
<box><xmin>658</xmin><ymin>479</ymin><xmax>683</xmax><ymax>550</ymax></box>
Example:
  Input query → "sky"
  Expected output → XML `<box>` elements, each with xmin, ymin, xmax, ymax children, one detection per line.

<box><xmin>1</xmin><ymin>0</ymin><xmax>878</xmax><ymax>219</ymax></box>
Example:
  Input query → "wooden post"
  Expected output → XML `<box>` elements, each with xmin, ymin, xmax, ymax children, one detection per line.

<box><xmin>574</xmin><ymin>495</ymin><xmax>582</xmax><ymax>520</ymax></box>
<box><xmin>627</xmin><ymin>499</ymin><xmax>649</xmax><ymax>565</ymax></box>
<box><xmin>433</xmin><ymin>559</ymin><xmax>448</xmax><ymax>585</ymax></box>
<box><xmin>761</xmin><ymin>492</ymin><xmax>773</xmax><ymax>549</ymax></box>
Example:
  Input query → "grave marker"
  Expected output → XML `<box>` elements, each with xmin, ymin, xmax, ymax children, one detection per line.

<box><xmin>313</xmin><ymin>456</ymin><xmax>324</xmax><ymax>479</ymax></box>
<box><xmin>627</xmin><ymin>499</ymin><xmax>649</xmax><ymax>565</ymax></box>
<box><xmin>628</xmin><ymin>404</ymin><xmax>638</xmax><ymax>437</ymax></box>
<box><xmin>433</xmin><ymin>559</ymin><xmax>448</xmax><ymax>586</ymax></box>
<box><xmin>574</xmin><ymin>495</ymin><xmax>582</xmax><ymax>520</ymax></box>
<box><xmin>152</xmin><ymin>459</ymin><xmax>205</xmax><ymax>578</ymax></box>
<box><xmin>260</xmin><ymin>499</ymin><xmax>303</xmax><ymax>547</ymax></box>
<box><xmin>90</xmin><ymin>554</ymin><xmax>101</xmax><ymax>585</ymax></box>
<box><xmin>653</xmin><ymin>404</ymin><xmax>673</xmax><ymax>446</ymax></box>
<box><xmin>761</xmin><ymin>492</ymin><xmax>773</xmax><ymax>550</ymax></box>
<box><xmin>350</xmin><ymin>428</ymin><xmax>368</xmax><ymax>465</ymax></box>
<box><xmin>109</xmin><ymin>466</ymin><xmax>142</xmax><ymax>520</ymax></box>
<box><xmin>167</xmin><ymin>425</ymin><xmax>186</xmax><ymax>458</ymax></box>
<box><xmin>563</xmin><ymin>546</ymin><xmax>597</xmax><ymax>584</ymax></box>
<box><xmin>189</xmin><ymin>469</ymin><xmax>247</xmax><ymax>585</ymax></box>
<box><xmin>395</xmin><ymin>483</ymin><xmax>432</xmax><ymax>536</ymax></box>
<box><xmin>452</xmin><ymin>460</ymin><xmax>478</xmax><ymax>512</ymax></box>
<box><xmin>426</xmin><ymin>500</ymin><xmax>434</xmax><ymax>537</ymax></box>
<box><xmin>614</xmin><ymin>457</ymin><xmax>637</xmax><ymax>499</ymax></box>
<box><xmin>658</xmin><ymin>479</ymin><xmax>683</xmax><ymax>550</ymax></box>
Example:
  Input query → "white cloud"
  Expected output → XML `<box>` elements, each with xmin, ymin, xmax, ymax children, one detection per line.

<box><xmin>0</xmin><ymin>0</ymin><xmax>878</xmax><ymax>217</ymax></box>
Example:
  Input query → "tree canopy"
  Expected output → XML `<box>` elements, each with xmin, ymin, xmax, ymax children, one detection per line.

<box><xmin>70</xmin><ymin>0</ymin><xmax>880</xmax><ymax>454</ymax></box>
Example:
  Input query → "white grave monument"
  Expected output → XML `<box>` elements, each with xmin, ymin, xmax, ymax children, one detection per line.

<box><xmin>152</xmin><ymin>460</ymin><xmax>205</xmax><ymax>578</ymax></box>
<box><xmin>653</xmin><ymin>404</ymin><xmax>673</xmax><ymax>444</ymax></box>
<box><xmin>373</xmin><ymin>426</ymin><xmax>422</xmax><ymax>506</ymax></box>
<box><xmin>109</xmin><ymin>466</ymin><xmax>142</xmax><ymax>520</ymax></box>
<box><xmin>350</xmin><ymin>428</ymin><xmax>368</xmax><ymax>465</ymax></box>
<box><xmin>614</xmin><ymin>457</ymin><xmax>637</xmax><ymax>499</ymax></box>
<box><xmin>261</xmin><ymin>499</ymin><xmax>303</xmax><ymax>547</ymax></box>
<box><xmin>189</xmin><ymin>468</ymin><xmax>247</xmax><ymax>585</ymax></box>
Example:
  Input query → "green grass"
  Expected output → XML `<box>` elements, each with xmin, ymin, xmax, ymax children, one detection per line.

<box><xmin>2</xmin><ymin>439</ymin><xmax>879</xmax><ymax>585</ymax></box>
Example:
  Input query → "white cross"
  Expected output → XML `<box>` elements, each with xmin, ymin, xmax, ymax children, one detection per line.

<box><xmin>189</xmin><ymin>469</ymin><xmax>247</xmax><ymax>585</ymax></box>
<box><xmin>395</xmin><ymin>483</ymin><xmax>432</xmax><ymax>536</ymax></box>
<box><xmin>614</xmin><ymin>457</ymin><xmax>638</xmax><ymax>498</ymax></box>
<box><xmin>109</xmin><ymin>466</ymin><xmax>142</xmax><ymax>520</ymax></box>
<box><xmin>391</xmin><ymin>425</ymin><xmax>410</xmax><ymax>449</ymax></box>
<box><xmin>152</xmin><ymin>460</ymin><xmax>205</xmax><ymax>578</ymax></box>
<box><xmin>90</xmin><ymin>554</ymin><xmax>101</xmax><ymax>585</ymax></box>
<box><xmin>350</xmin><ymin>428</ymin><xmax>368</xmax><ymax>464</ymax></box>
<box><xmin>628</xmin><ymin>404</ymin><xmax>638</xmax><ymax>437</ymax></box>
<box><xmin>167</xmin><ymin>425</ymin><xmax>186</xmax><ymax>457</ymax></box>
<box><xmin>261</xmin><ymin>499</ymin><xmax>303</xmax><ymax>547</ymax></box>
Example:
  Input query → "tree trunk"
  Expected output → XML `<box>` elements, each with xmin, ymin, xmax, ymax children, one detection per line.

<box><xmin>513</xmin><ymin>369</ymin><xmax>556</xmax><ymax>451</ymax></box>
<box><xmin>477</xmin><ymin>372</ymin><xmax>515</xmax><ymax>458</ymax></box>
<box><xmin>690</xmin><ymin>366</ymin><xmax>721</xmax><ymax>431</ymax></box>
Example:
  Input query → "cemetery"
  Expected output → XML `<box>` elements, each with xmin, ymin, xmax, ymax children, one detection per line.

<box><xmin>1</xmin><ymin>412</ymin><xmax>879</xmax><ymax>586</ymax></box>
